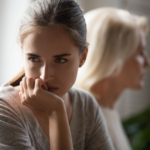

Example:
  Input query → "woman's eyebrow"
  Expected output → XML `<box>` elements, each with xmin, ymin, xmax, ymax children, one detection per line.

<box><xmin>53</xmin><ymin>54</ymin><xmax>72</xmax><ymax>58</ymax></box>
<box><xmin>26</xmin><ymin>53</ymin><xmax>41</xmax><ymax>57</ymax></box>
<box><xmin>26</xmin><ymin>53</ymin><xmax>72</xmax><ymax>58</ymax></box>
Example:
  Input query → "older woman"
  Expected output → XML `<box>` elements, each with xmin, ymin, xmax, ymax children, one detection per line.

<box><xmin>75</xmin><ymin>7</ymin><xmax>150</xmax><ymax>150</ymax></box>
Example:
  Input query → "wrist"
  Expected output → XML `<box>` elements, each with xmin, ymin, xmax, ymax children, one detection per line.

<box><xmin>48</xmin><ymin>100</ymin><xmax>66</xmax><ymax>117</ymax></box>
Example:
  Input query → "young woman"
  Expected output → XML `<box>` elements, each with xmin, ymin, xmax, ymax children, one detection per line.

<box><xmin>0</xmin><ymin>1</ymin><xmax>114</xmax><ymax>150</ymax></box>
<box><xmin>75</xmin><ymin>7</ymin><xmax>150</xmax><ymax>150</ymax></box>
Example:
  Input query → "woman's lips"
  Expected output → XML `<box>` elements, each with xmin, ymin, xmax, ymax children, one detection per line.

<box><xmin>48</xmin><ymin>87</ymin><xmax>58</xmax><ymax>92</ymax></box>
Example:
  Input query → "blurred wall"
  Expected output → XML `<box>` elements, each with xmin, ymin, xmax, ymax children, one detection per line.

<box><xmin>0</xmin><ymin>0</ymin><xmax>31</xmax><ymax>85</ymax></box>
<box><xmin>76</xmin><ymin>0</ymin><xmax>150</xmax><ymax>119</ymax></box>
<box><xmin>76</xmin><ymin>0</ymin><xmax>121</xmax><ymax>12</ymax></box>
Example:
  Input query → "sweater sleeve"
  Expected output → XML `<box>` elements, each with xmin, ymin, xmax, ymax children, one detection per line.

<box><xmin>85</xmin><ymin>96</ymin><xmax>115</xmax><ymax>150</ymax></box>
<box><xmin>0</xmin><ymin>98</ymin><xmax>35</xmax><ymax>150</ymax></box>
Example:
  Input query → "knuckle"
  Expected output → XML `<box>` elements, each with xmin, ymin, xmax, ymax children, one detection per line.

<box><xmin>26</xmin><ymin>95</ymin><xmax>29</xmax><ymax>99</ymax></box>
<box><xmin>26</xmin><ymin>78</ymin><xmax>30</xmax><ymax>82</ymax></box>
<box><xmin>30</xmin><ymin>94</ymin><xmax>36</xmax><ymax>99</ymax></box>
<box><xmin>23</xmin><ymin>77</ymin><xmax>26</xmax><ymax>81</ymax></box>
<box><xmin>33</xmin><ymin>89</ymin><xmax>40</xmax><ymax>96</ymax></box>
<box><xmin>30</xmin><ymin>78</ymin><xmax>34</xmax><ymax>82</ymax></box>
<box><xmin>36</xmin><ymin>78</ymin><xmax>41</xmax><ymax>83</ymax></box>
<box><xmin>27</xmin><ymin>78</ymin><xmax>32</xmax><ymax>81</ymax></box>
<box><xmin>35</xmin><ymin>78</ymin><xmax>39</xmax><ymax>81</ymax></box>
<box><xmin>27</xmin><ymin>78</ymin><xmax>31</xmax><ymax>84</ymax></box>
<box><xmin>21</xmin><ymin>99</ymin><xmax>26</xmax><ymax>105</ymax></box>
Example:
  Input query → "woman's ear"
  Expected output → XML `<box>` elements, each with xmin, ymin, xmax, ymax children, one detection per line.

<box><xmin>79</xmin><ymin>48</ymin><xmax>88</xmax><ymax>67</ymax></box>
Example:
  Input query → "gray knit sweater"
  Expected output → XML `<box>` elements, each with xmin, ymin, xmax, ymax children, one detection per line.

<box><xmin>0</xmin><ymin>83</ymin><xmax>114</xmax><ymax>150</ymax></box>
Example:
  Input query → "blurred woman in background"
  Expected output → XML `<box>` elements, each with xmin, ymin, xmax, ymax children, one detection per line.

<box><xmin>75</xmin><ymin>7</ymin><xmax>150</xmax><ymax>150</ymax></box>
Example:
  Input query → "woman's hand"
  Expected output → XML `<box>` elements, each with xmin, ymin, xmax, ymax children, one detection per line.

<box><xmin>19</xmin><ymin>77</ymin><xmax>64</xmax><ymax>115</ymax></box>
<box><xmin>20</xmin><ymin>77</ymin><xmax>73</xmax><ymax>150</ymax></box>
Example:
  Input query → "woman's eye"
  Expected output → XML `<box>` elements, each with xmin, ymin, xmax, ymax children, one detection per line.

<box><xmin>28</xmin><ymin>57</ymin><xmax>40</xmax><ymax>62</ymax></box>
<box><xmin>55</xmin><ymin>58</ymin><xmax>67</xmax><ymax>64</ymax></box>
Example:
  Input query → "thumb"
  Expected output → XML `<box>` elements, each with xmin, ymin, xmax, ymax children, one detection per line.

<box><xmin>19</xmin><ymin>92</ymin><xmax>22</xmax><ymax>100</ymax></box>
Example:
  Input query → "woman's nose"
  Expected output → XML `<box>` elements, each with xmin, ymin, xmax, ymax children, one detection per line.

<box><xmin>40</xmin><ymin>65</ymin><xmax>54</xmax><ymax>82</ymax></box>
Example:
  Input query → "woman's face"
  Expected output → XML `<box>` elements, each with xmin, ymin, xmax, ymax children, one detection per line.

<box><xmin>117</xmin><ymin>31</ymin><xmax>150</xmax><ymax>89</ymax></box>
<box><xmin>22</xmin><ymin>27</ymin><xmax>86</xmax><ymax>97</ymax></box>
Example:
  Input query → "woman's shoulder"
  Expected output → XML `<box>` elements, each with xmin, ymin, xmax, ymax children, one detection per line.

<box><xmin>70</xmin><ymin>87</ymin><xmax>96</xmax><ymax>102</ymax></box>
<box><xmin>0</xmin><ymin>83</ymin><xmax>23</xmax><ymax>109</ymax></box>
<box><xmin>0</xmin><ymin>83</ymin><xmax>26</xmax><ymax>128</ymax></box>
<box><xmin>0</xmin><ymin>83</ymin><xmax>43</xmax><ymax>135</ymax></box>
<box><xmin>0</xmin><ymin>83</ymin><xmax>19</xmax><ymax>99</ymax></box>
<box><xmin>0</xmin><ymin>83</ymin><xmax>50</xmax><ymax>149</ymax></box>
<box><xmin>0</xmin><ymin>83</ymin><xmax>35</xmax><ymax>124</ymax></box>
<box><xmin>70</xmin><ymin>87</ymin><xmax>100</xmax><ymax>114</ymax></box>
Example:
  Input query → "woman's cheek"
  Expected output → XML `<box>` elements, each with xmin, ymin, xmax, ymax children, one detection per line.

<box><xmin>59</xmin><ymin>62</ymin><xmax>78</xmax><ymax>84</ymax></box>
<box><xmin>24</xmin><ymin>64</ymin><xmax>41</xmax><ymax>78</ymax></box>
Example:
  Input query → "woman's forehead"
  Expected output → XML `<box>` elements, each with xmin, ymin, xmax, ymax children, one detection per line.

<box><xmin>22</xmin><ymin>27</ymin><xmax>79</xmax><ymax>57</ymax></box>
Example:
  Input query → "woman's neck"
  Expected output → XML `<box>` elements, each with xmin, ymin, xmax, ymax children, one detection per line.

<box><xmin>92</xmin><ymin>78</ymin><xmax>126</xmax><ymax>109</ymax></box>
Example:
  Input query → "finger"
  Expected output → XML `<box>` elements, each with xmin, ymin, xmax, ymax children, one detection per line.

<box><xmin>20</xmin><ymin>81</ymin><xmax>26</xmax><ymax>100</ymax></box>
<box><xmin>42</xmin><ymin>82</ymin><xmax>48</xmax><ymax>91</ymax></box>
<box><xmin>27</xmin><ymin>78</ymin><xmax>35</xmax><ymax>91</ymax></box>
<box><xmin>19</xmin><ymin>92</ymin><xmax>26</xmax><ymax>104</ymax></box>
<box><xmin>19</xmin><ymin>92</ymin><xmax>25</xmax><ymax>102</ymax></box>
<box><xmin>34</xmin><ymin>79</ymin><xmax>41</xmax><ymax>92</ymax></box>
<box><xmin>20</xmin><ymin>81</ymin><xmax>24</xmax><ymax>94</ymax></box>
<box><xmin>22</xmin><ymin>77</ymin><xmax>28</xmax><ymax>98</ymax></box>
<box><xmin>22</xmin><ymin>77</ymin><xmax>27</xmax><ymax>93</ymax></box>
<box><xmin>39</xmin><ymin>78</ymin><xmax>48</xmax><ymax>90</ymax></box>
<box><xmin>19</xmin><ymin>92</ymin><xmax>22</xmax><ymax>100</ymax></box>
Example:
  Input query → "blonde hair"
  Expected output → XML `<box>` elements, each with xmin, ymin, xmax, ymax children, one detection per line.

<box><xmin>9</xmin><ymin>0</ymin><xmax>88</xmax><ymax>86</ymax></box>
<box><xmin>75</xmin><ymin>7</ymin><xmax>148</xmax><ymax>96</ymax></box>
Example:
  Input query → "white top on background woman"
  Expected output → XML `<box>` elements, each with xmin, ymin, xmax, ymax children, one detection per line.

<box><xmin>0</xmin><ymin>1</ymin><xmax>114</xmax><ymax>150</ymax></box>
<box><xmin>75</xmin><ymin>7</ymin><xmax>150</xmax><ymax>150</ymax></box>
